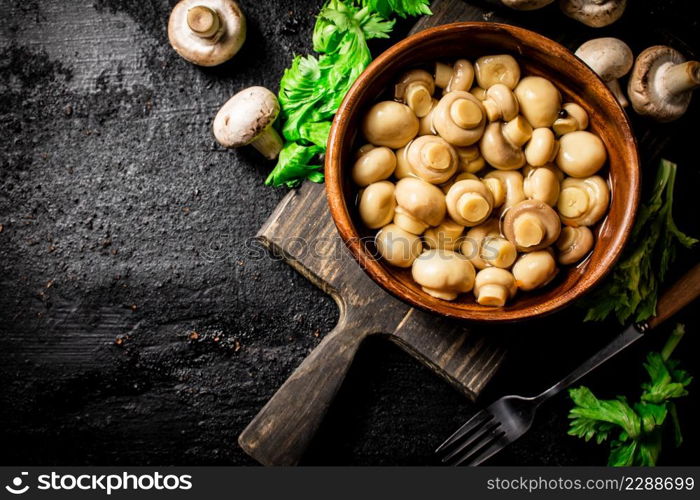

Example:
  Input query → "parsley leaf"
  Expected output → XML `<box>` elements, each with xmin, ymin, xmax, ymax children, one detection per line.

<box><xmin>568</xmin><ymin>388</ymin><xmax>641</xmax><ymax>442</ymax></box>
<box><xmin>266</xmin><ymin>0</ymin><xmax>432</xmax><ymax>188</ymax></box>
<box><xmin>568</xmin><ymin>324</ymin><xmax>692</xmax><ymax>466</ymax></box>
<box><xmin>582</xmin><ymin>160</ymin><xmax>697</xmax><ymax>324</ymax></box>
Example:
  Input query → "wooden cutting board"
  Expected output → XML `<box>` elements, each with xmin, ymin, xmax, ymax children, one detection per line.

<box><xmin>238</xmin><ymin>0</ymin><xmax>676</xmax><ymax>466</ymax></box>
<box><xmin>238</xmin><ymin>178</ymin><xmax>505</xmax><ymax>466</ymax></box>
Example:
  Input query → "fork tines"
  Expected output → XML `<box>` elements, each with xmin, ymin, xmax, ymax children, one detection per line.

<box><xmin>436</xmin><ymin>411</ymin><xmax>506</xmax><ymax>466</ymax></box>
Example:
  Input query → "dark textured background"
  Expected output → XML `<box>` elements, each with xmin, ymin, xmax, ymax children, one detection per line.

<box><xmin>1</xmin><ymin>0</ymin><xmax>699</xmax><ymax>466</ymax></box>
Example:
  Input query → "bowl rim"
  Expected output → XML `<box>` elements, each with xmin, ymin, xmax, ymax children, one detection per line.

<box><xmin>325</xmin><ymin>22</ymin><xmax>640</xmax><ymax>322</ymax></box>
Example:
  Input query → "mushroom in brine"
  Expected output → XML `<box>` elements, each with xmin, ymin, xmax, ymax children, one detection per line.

<box><xmin>362</xmin><ymin>101</ymin><xmax>419</xmax><ymax>148</ymax></box>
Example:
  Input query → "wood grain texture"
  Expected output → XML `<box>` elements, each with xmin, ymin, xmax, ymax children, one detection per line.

<box><xmin>647</xmin><ymin>262</ymin><xmax>700</xmax><ymax>330</ymax></box>
<box><xmin>0</xmin><ymin>0</ymin><xmax>697</xmax><ymax>469</ymax></box>
<box><xmin>326</xmin><ymin>21</ymin><xmax>640</xmax><ymax>321</ymax></box>
<box><xmin>237</xmin><ymin>0</ymin><xmax>694</xmax><ymax>466</ymax></box>
<box><xmin>239</xmin><ymin>180</ymin><xmax>505</xmax><ymax>465</ymax></box>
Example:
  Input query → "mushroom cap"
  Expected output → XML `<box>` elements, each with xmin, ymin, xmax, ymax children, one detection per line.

<box><xmin>358</xmin><ymin>181</ymin><xmax>396</xmax><ymax>229</ymax></box>
<box><xmin>474</xmin><ymin>55</ymin><xmax>521</xmax><ymax>90</ymax></box>
<box><xmin>213</xmin><ymin>86</ymin><xmax>279</xmax><ymax>148</ymax></box>
<box><xmin>484</xmin><ymin>170</ymin><xmax>526</xmax><ymax>209</ymax></box>
<box><xmin>575</xmin><ymin>37</ymin><xmax>633</xmax><ymax>81</ymax></box>
<box><xmin>524</xmin><ymin>128</ymin><xmax>559</xmax><ymax>168</ymax></box>
<box><xmin>434</xmin><ymin>62</ymin><xmax>453</xmax><ymax>89</ymax></box>
<box><xmin>514</xmin><ymin>76</ymin><xmax>561</xmax><ymax>128</ymax></box>
<box><xmin>394</xmin><ymin>206</ymin><xmax>429</xmax><ymax>235</ymax></box>
<box><xmin>512</xmin><ymin>250</ymin><xmax>558</xmax><ymax>291</ymax></box>
<box><xmin>557</xmin><ymin>175</ymin><xmax>610</xmax><ymax>227</ymax></box>
<box><xmin>556</xmin><ymin>130</ymin><xmax>607</xmax><ymax>177</ymax></box>
<box><xmin>355</xmin><ymin>143</ymin><xmax>376</xmax><ymax>159</ymax></box>
<box><xmin>474</xmin><ymin>267</ymin><xmax>517</xmax><ymax>307</ymax></box>
<box><xmin>628</xmin><ymin>45</ymin><xmax>698</xmax><ymax>122</ymax></box>
<box><xmin>352</xmin><ymin>146</ymin><xmax>396</xmax><ymax>186</ymax></box>
<box><xmin>470</xmin><ymin>86</ymin><xmax>488</xmax><ymax>101</ymax></box>
<box><xmin>405</xmin><ymin>135</ymin><xmax>459</xmax><ymax>184</ymax></box>
<box><xmin>480</xmin><ymin>122</ymin><xmax>527</xmax><ymax>171</ymax></box>
<box><xmin>440</xmin><ymin>172</ymin><xmax>479</xmax><ymax>194</ymax></box>
<box><xmin>393</xmin><ymin>146</ymin><xmax>415</xmax><ymax>180</ymax></box>
<box><xmin>376</xmin><ymin>224</ymin><xmax>423</xmax><ymax>268</ymax></box>
<box><xmin>168</xmin><ymin>0</ymin><xmax>246</xmax><ymax>66</ymax></box>
<box><xmin>523</xmin><ymin>163</ymin><xmax>562</xmax><ymax>206</ymax></box>
<box><xmin>418</xmin><ymin>98</ymin><xmax>439</xmax><ymax>136</ymax></box>
<box><xmin>483</xmin><ymin>83</ymin><xmax>520</xmax><ymax>122</ymax></box>
<box><xmin>395</xmin><ymin>69</ymin><xmax>436</xmax><ymax>117</ymax></box>
<box><xmin>362</xmin><ymin>101</ymin><xmax>419</xmax><ymax>148</ymax></box>
<box><xmin>445</xmin><ymin>179</ymin><xmax>494</xmax><ymax>227</ymax></box>
<box><xmin>480</xmin><ymin>236</ymin><xmax>518</xmax><ymax>269</ymax></box>
<box><xmin>432</xmin><ymin>91</ymin><xmax>487</xmax><ymax>146</ymax></box>
<box><xmin>556</xmin><ymin>226</ymin><xmax>594</xmax><ymax>265</ymax></box>
<box><xmin>454</xmin><ymin>146</ymin><xmax>484</xmax><ymax>174</ymax></box>
<box><xmin>461</xmin><ymin>218</ymin><xmax>501</xmax><ymax>269</ymax></box>
<box><xmin>411</xmin><ymin>249</ymin><xmax>476</xmax><ymax>300</ymax></box>
<box><xmin>424</xmin><ymin>218</ymin><xmax>465</xmax><ymax>251</ymax></box>
<box><xmin>553</xmin><ymin>102</ymin><xmax>589</xmax><ymax>136</ymax></box>
<box><xmin>446</xmin><ymin>59</ymin><xmax>475</xmax><ymax>93</ymax></box>
<box><xmin>395</xmin><ymin>69</ymin><xmax>436</xmax><ymax>99</ymax></box>
<box><xmin>559</xmin><ymin>0</ymin><xmax>627</xmax><ymax>28</ymax></box>
<box><xmin>395</xmin><ymin>177</ymin><xmax>446</xmax><ymax>227</ymax></box>
<box><xmin>502</xmin><ymin>199</ymin><xmax>561</xmax><ymax>252</ymax></box>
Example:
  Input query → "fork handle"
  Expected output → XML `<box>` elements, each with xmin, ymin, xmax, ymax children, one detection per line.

<box><xmin>536</xmin><ymin>262</ymin><xmax>700</xmax><ymax>403</ymax></box>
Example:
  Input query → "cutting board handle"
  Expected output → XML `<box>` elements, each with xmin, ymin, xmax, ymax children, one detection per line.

<box><xmin>238</xmin><ymin>315</ymin><xmax>369</xmax><ymax>465</ymax></box>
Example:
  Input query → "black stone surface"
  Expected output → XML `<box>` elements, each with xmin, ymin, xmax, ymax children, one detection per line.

<box><xmin>0</xmin><ymin>0</ymin><xmax>698</xmax><ymax>466</ymax></box>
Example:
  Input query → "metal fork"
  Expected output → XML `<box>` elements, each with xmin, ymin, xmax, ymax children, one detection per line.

<box><xmin>435</xmin><ymin>323</ymin><xmax>645</xmax><ymax>466</ymax></box>
<box><xmin>436</xmin><ymin>263</ymin><xmax>700</xmax><ymax>466</ymax></box>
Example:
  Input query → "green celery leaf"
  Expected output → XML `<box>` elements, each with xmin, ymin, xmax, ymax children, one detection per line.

<box><xmin>608</xmin><ymin>440</ymin><xmax>637</xmax><ymax>466</ymax></box>
<box><xmin>635</xmin><ymin>430</ymin><xmax>663</xmax><ymax>466</ymax></box>
<box><xmin>667</xmin><ymin>360</ymin><xmax>693</xmax><ymax>388</ymax></box>
<box><xmin>270</xmin><ymin>0</ymin><xmax>431</xmax><ymax>187</ymax></box>
<box><xmin>299</xmin><ymin>121</ymin><xmax>332</xmax><ymax>148</ymax></box>
<box><xmin>569</xmin><ymin>326</ymin><xmax>692</xmax><ymax>467</ymax></box>
<box><xmin>265</xmin><ymin>142</ymin><xmax>324</xmax><ymax>188</ymax></box>
<box><xmin>641</xmin><ymin>353</ymin><xmax>691</xmax><ymax>404</ymax></box>
<box><xmin>362</xmin><ymin>0</ymin><xmax>433</xmax><ymax>18</ymax></box>
<box><xmin>568</xmin><ymin>387</ymin><xmax>641</xmax><ymax>440</ymax></box>
<box><xmin>358</xmin><ymin>12</ymin><xmax>395</xmax><ymax>40</ymax></box>
<box><xmin>634</xmin><ymin>402</ymin><xmax>668</xmax><ymax>434</ymax></box>
<box><xmin>581</xmin><ymin>160</ymin><xmax>697</xmax><ymax>323</ymax></box>
<box><xmin>668</xmin><ymin>403</ymin><xmax>683</xmax><ymax>448</ymax></box>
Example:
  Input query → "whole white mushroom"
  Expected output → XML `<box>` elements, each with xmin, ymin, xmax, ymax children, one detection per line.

<box><xmin>168</xmin><ymin>0</ymin><xmax>246</xmax><ymax>66</ymax></box>
<box><xmin>576</xmin><ymin>38</ymin><xmax>633</xmax><ymax>107</ymax></box>
<box><xmin>213</xmin><ymin>87</ymin><xmax>283</xmax><ymax>160</ymax></box>
<box><xmin>628</xmin><ymin>46</ymin><xmax>700</xmax><ymax>122</ymax></box>
<box><xmin>560</xmin><ymin>0</ymin><xmax>627</xmax><ymax>28</ymax></box>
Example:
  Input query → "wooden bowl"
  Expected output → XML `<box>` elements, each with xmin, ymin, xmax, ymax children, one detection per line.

<box><xmin>325</xmin><ymin>23</ymin><xmax>640</xmax><ymax>322</ymax></box>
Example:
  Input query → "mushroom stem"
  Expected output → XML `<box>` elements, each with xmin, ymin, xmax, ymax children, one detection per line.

<box><xmin>457</xmin><ymin>193</ymin><xmax>490</xmax><ymax>222</ymax></box>
<box><xmin>476</xmin><ymin>284</ymin><xmax>508</xmax><ymax>307</ymax></box>
<box><xmin>251</xmin><ymin>127</ymin><xmax>283</xmax><ymax>160</ymax></box>
<box><xmin>187</xmin><ymin>5</ymin><xmax>222</xmax><ymax>39</ymax></box>
<box><xmin>606</xmin><ymin>79</ymin><xmax>628</xmax><ymax>107</ymax></box>
<box><xmin>663</xmin><ymin>61</ymin><xmax>700</xmax><ymax>96</ymax></box>
<box><xmin>435</xmin><ymin>62</ymin><xmax>453</xmax><ymax>88</ymax></box>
